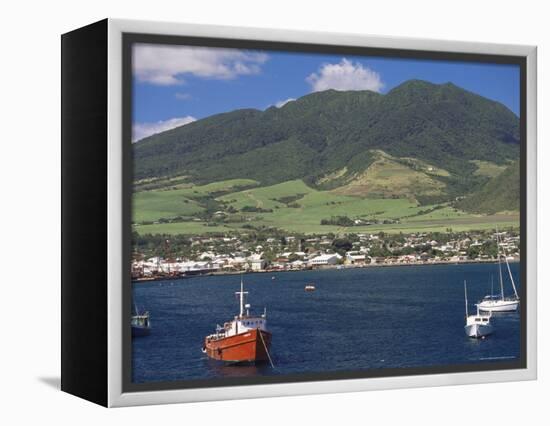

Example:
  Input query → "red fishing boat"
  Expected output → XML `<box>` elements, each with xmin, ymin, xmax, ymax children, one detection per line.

<box><xmin>202</xmin><ymin>277</ymin><xmax>272</xmax><ymax>364</ymax></box>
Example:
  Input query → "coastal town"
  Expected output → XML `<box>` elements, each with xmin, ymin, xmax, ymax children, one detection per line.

<box><xmin>131</xmin><ymin>228</ymin><xmax>520</xmax><ymax>281</ymax></box>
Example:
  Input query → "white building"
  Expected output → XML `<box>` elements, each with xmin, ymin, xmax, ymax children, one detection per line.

<box><xmin>249</xmin><ymin>259</ymin><xmax>267</xmax><ymax>271</ymax></box>
<box><xmin>345</xmin><ymin>252</ymin><xmax>367</xmax><ymax>264</ymax></box>
<box><xmin>309</xmin><ymin>253</ymin><xmax>342</xmax><ymax>266</ymax></box>
<box><xmin>281</xmin><ymin>251</ymin><xmax>306</xmax><ymax>258</ymax></box>
<box><xmin>246</xmin><ymin>253</ymin><xmax>266</xmax><ymax>271</ymax></box>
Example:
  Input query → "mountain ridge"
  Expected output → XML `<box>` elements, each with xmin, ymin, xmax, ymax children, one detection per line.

<box><xmin>133</xmin><ymin>79</ymin><xmax>520</xmax><ymax>208</ymax></box>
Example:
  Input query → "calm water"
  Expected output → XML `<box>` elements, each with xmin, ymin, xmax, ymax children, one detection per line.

<box><xmin>132</xmin><ymin>263</ymin><xmax>521</xmax><ymax>384</ymax></box>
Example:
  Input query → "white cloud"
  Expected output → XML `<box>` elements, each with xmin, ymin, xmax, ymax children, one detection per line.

<box><xmin>132</xmin><ymin>116</ymin><xmax>197</xmax><ymax>142</ymax></box>
<box><xmin>274</xmin><ymin>98</ymin><xmax>296</xmax><ymax>108</ymax></box>
<box><xmin>306</xmin><ymin>59</ymin><xmax>384</xmax><ymax>93</ymax></box>
<box><xmin>133</xmin><ymin>44</ymin><xmax>268</xmax><ymax>86</ymax></box>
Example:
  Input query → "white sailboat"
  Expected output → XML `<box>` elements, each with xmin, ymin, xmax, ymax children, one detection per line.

<box><xmin>477</xmin><ymin>229</ymin><xmax>519</xmax><ymax>312</ymax></box>
<box><xmin>464</xmin><ymin>280</ymin><xmax>493</xmax><ymax>338</ymax></box>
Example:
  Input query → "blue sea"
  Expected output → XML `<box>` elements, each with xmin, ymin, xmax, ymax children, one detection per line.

<box><xmin>132</xmin><ymin>262</ymin><xmax>521</xmax><ymax>384</ymax></box>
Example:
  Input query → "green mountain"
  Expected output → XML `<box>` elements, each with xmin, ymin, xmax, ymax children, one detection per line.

<box><xmin>133</xmin><ymin>80</ymin><xmax>520</xmax><ymax>206</ymax></box>
<box><xmin>456</xmin><ymin>160</ymin><xmax>520</xmax><ymax>214</ymax></box>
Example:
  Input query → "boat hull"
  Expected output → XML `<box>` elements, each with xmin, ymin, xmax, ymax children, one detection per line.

<box><xmin>204</xmin><ymin>328</ymin><xmax>272</xmax><ymax>363</ymax></box>
<box><xmin>464</xmin><ymin>323</ymin><xmax>493</xmax><ymax>338</ymax></box>
<box><xmin>477</xmin><ymin>300</ymin><xmax>519</xmax><ymax>312</ymax></box>
<box><xmin>132</xmin><ymin>325</ymin><xmax>151</xmax><ymax>337</ymax></box>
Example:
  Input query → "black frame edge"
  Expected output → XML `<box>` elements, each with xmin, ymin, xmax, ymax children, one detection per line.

<box><xmin>61</xmin><ymin>18</ymin><xmax>109</xmax><ymax>407</ymax></box>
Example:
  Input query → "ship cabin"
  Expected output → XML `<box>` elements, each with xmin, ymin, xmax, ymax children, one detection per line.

<box><xmin>131</xmin><ymin>313</ymin><xmax>150</xmax><ymax>328</ymax></box>
<box><xmin>226</xmin><ymin>309</ymin><xmax>267</xmax><ymax>337</ymax></box>
<box><xmin>466</xmin><ymin>314</ymin><xmax>491</xmax><ymax>326</ymax></box>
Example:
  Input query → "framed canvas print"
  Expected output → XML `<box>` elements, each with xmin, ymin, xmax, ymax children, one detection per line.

<box><xmin>61</xmin><ymin>19</ymin><xmax>537</xmax><ymax>407</ymax></box>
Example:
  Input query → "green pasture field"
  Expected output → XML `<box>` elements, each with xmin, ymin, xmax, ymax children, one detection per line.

<box><xmin>133</xmin><ymin>191</ymin><xmax>204</xmax><ymax>223</ymax></box>
<box><xmin>218</xmin><ymin>179</ymin><xmax>313</xmax><ymax>210</ymax></box>
<box><xmin>133</xmin><ymin>178</ymin><xmax>258</xmax><ymax>223</ymax></box>
<box><xmin>132</xmin><ymin>178</ymin><xmax>519</xmax><ymax>236</ymax></box>
<box><xmin>133</xmin><ymin>213</ymin><xmax>519</xmax><ymax>236</ymax></box>
<box><xmin>134</xmin><ymin>221</ymin><xmax>233</xmax><ymax>235</ymax></box>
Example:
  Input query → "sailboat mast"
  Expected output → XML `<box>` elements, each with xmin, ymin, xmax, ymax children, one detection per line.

<box><xmin>504</xmin><ymin>257</ymin><xmax>519</xmax><ymax>299</ymax></box>
<box><xmin>496</xmin><ymin>227</ymin><xmax>505</xmax><ymax>301</ymax></box>
<box><xmin>464</xmin><ymin>280</ymin><xmax>469</xmax><ymax>317</ymax></box>
<box><xmin>500</xmin><ymin>234</ymin><xmax>519</xmax><ymax>299</ymax></box>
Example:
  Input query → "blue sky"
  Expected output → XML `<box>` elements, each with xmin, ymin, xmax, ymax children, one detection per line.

<box><xmin>132</xmin><ymin>44</ymin><xmax>520</xmax><ymax>142</ymax></box>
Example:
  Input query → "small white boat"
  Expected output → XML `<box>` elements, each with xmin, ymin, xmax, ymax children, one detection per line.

<box><xmin>464</xmin><ymin>281</ymin><xmax>493</xmax><ymax>338</ymax></box>
<box><xmin>305</xmin><ymin>284</ymin><xmax>316</xmax><ymax>292</ymax></box>
<box><xmin>132</xmin><ymin>304</ymin><xmax>151</xmax><ymax>337</ymax></box>
<box><xmin>477</xmin><ymin>229</ymin><xmax>519</xmax><ymax>312</ymax></box>
<box><xmin>477</xmin><ymin>296</ymin><xmax>519</xmax><ymax>312</ymax></box>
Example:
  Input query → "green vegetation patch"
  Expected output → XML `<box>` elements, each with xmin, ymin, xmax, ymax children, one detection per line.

<box><xmin>133</xmin><ymin>212</ymin><xmax>518</xmax><ymax>236</ymax></box>
<box><xmin>456</xmin><ymin>160</ymin><xmax>520</xmax><ymax>214</ymax></box>
<box><xmin>332</xmin><ymin>151</ymin><xmax>446</xmax><ymax>200</ymax></box>
<box><xmin>133</xmin><ymin>179</ymin><xmax>259</xmax><ymax>223</ymax></box>
<box><xmin>218</xmin><ymin>179</ymin><xmax>314</xmax><ymax>210</ymax></box>
<box><xmin>471</xmin><ymin>160</ymin><xmax>507</xmax><ymax>178</ymax></box>
<box><xmin>134</xmin><ymin>221</ymin><xmax>232</xmax><ymax>235</ymax></box>
<box><xmin>133</xmin><ymin>190</ymin><xmax>204</xmax><ymax>223</ymax></box>
<box><xmin>404</xmin><ymin>206</ymin><xmax>470</xmax><ymax>222</ymax></box>
<box><xmin>247</xmin><ymin>186</ymin><xmax>422</xmax><ymax>233</ymax></box>
<box><xmin>192</xmin><ymin>179</ymin><xmax>259</xmax><ymax>194</ymax></box>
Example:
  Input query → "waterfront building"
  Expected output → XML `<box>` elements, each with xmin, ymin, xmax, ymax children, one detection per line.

<box><xmin>309</xmin><ymin>253</ymin><xmax>342</xmax><ymax>266</ymax></box>
<box><xmin>249</xmin><ymin>259</ymin><xmax>267</xmax><ymax>271</ymax></box>
<box><xmin>345</xmin><ymin>252</ymin><xmax>367</xmax><ymax>265</ymax></box>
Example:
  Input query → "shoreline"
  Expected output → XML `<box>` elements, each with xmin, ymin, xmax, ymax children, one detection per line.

<box><xmin>132</xmin><ymin>257</ymin><xmax>519</xmax><ymax>284</ymax></box>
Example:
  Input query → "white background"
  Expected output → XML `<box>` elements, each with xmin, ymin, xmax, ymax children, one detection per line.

<box><xmin>1</xmin><ymin>0</ymin><xmax>547</xmax><ymax>424</ymax></box>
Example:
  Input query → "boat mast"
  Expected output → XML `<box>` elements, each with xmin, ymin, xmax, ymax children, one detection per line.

<box><xmin>464</xmin><ymin>280</ymin><xmax>469</xmax><ymax>318</ymax></box>
<box><xmin>504</xmin><ymin>256</ymin><xmax>519</xmax><ymax>299</ymax></box>
<box><xmin>240</xmin><ymin>276</ymin><xmax>244</xmax><ymax>317</ymax></box>
<box><xmin>500</xmin><ymin>234</ymin><xmax>519</xmax><ymax>299</ymax></box>
<box><xmin>496</xmin><ymin>227</ymin><xmax>505</xmax><ymax>301</ymax></box>
<box><xmin>236</xmin><ymin>275</ymin><xmax>248</xmax><ymax>318</ymax></box>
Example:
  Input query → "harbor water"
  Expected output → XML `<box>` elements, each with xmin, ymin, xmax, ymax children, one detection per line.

<box><xmin>132</xmin><ymin>262</ymin><xmax>521</xmax><ymax>384</ymax></box>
